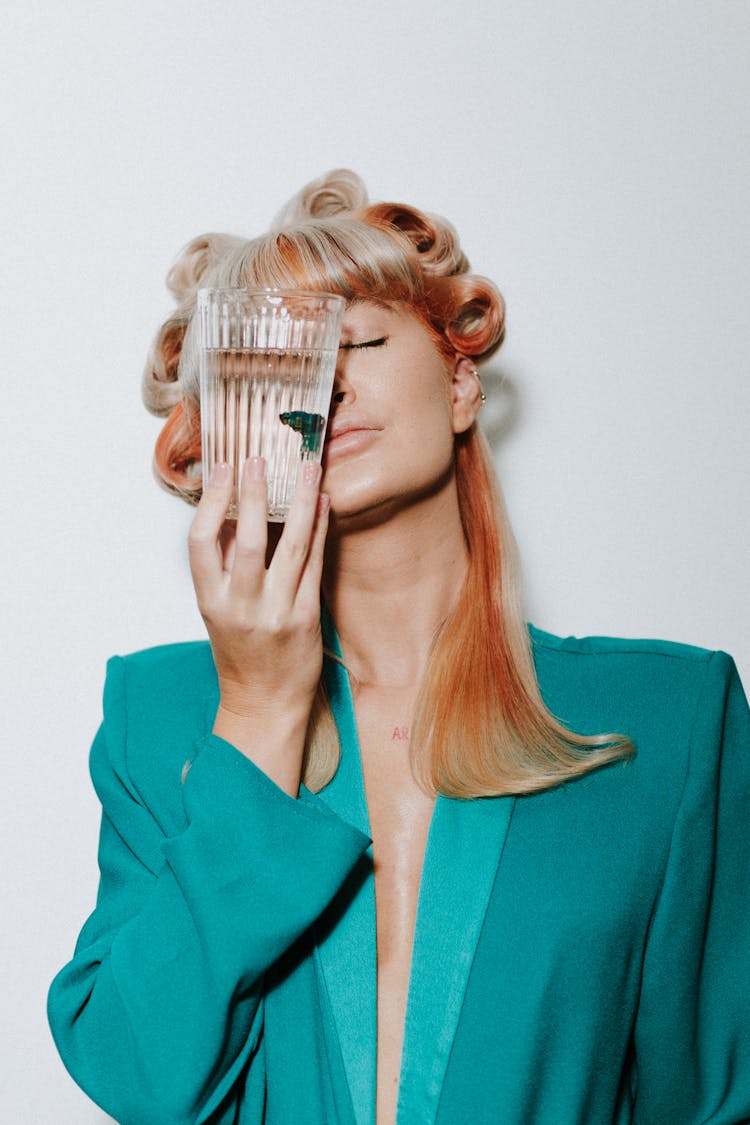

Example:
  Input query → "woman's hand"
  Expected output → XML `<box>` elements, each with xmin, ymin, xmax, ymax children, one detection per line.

<box><xmin>188</xmin><ymin>457</ymin><xmax>330</xmax><ymax>795</ymax></box>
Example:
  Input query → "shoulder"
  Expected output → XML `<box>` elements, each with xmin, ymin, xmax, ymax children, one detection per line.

<box><xmin>529</xmin><ymin>623</ymin><xmax>738</xmax><ymax>747</ymax></box>
<box><xmin>529</xmin><ymin>624</ymin><xmax>722</xmax><ymax>697</ymax></box>
<box><xmin>106</xmin><ymin>636</ymin><xmax>218</xmax><ymax>742</ymax></box>
<box><xmin>95</xmin><ymin>641</ymin><xmax>218</xmax><ymax>835</ymax></box>
<box><xmin>529</xmin><ymin>623</ymin><xmax>717</xmax><ymax>666</ymax></box>
<box><xmin>527</xmin><ymin>629</ymin><xmax>748</xmax><ymax>840</ymax></box>
<box><xmin>106</xmin><ymin>639</ymin><xmax>217</xmax><ymax>704</ymax></box>
<box><xmin>102</xmin><ymin>639</ymin><xmax>217</xmax><ymax>746</ymax></box>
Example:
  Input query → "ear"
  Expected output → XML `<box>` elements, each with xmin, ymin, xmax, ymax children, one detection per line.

<box><xmin>450</xmin><ymin>356</ymin><xmax>484</xmax><ymax>434</ymax></box>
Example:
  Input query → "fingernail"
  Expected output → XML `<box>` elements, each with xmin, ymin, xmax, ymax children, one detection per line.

<box><xmin>211</xmin><ymin>463</ymin><xmax>231</xmax><ymax>484</ymax></box>
<box><xmin>304</xmin><ymin>462</ymin><xmax>322</xmax><ymax>486</ymax></box>
<box><xmin>246</xmin><ymin>457</ymin><xmax>266</xmax><ymax>480</ymax></box>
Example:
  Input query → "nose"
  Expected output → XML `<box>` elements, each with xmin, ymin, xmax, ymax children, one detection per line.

<box><xmin>331</xmin><ymin>354</ymin><xmax>355</xmax><ymax>407</ymax></box>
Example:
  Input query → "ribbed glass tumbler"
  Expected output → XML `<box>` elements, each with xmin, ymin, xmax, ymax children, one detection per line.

<box><xmin>198</xmin><ymin>288</ymin><xmax>345</xmax><ymax>520</ymax></box>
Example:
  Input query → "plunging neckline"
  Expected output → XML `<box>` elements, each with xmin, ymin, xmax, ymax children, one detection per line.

<box><xmin>313</xmin><ymin>608</ymin><xmax>516</xmax><ymax>1125</ymax></box>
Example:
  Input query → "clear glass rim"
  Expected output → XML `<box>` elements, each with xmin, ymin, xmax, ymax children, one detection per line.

<box><xmin>197</xmin><ymin>286</ymin><xmax>345</xmax><ymax>308</ymax></box>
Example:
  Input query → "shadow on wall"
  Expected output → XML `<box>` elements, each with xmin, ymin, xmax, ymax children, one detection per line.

<box><xmin>481</xmin><ymin>363</ymin><xmax>522</xmax><ymax>451</ymax></box>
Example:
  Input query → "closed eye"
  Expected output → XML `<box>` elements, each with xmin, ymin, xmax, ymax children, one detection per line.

<box><xmin>339</xmin><ymin>336</ymin><xmax>388</xmax><ymax>351</ymax></box>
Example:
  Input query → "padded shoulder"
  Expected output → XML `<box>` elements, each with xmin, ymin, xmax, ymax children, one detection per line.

<box><xmin>116</xmin><ymin>637</ymin><xmax>216</xmax><ymax>684</ymax></box>
<box><xmin>529</xmin><ymin>624</ymin><xmax>715</xmax><ymax>665</ymax></box>
<box><xmin>527</xmin><ymin>624</ymin><xmax>731</xmax><ymax>761</ymax></box>
<box><xmin>102</xmin><ymin>641</ymin><xmax>218</xmax><ymax>836</ymax></box>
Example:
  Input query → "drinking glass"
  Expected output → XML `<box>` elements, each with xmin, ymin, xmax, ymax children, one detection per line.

<box><xmin>198</xmin><ymin>288</ymin><xmax>345</xmax><ymax>520</ymax></box>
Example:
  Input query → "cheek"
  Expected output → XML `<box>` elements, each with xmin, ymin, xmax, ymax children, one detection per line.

<box><xmin>395</xmin><ymin>401</ymin><xmax>457</xmax><ymax>475</ymax></box>
<box><xmin>391</xmin><ymin>348</ymin><xmax>453</xmax><ymax>415</ymax></box>
<box><xmin>400</xmin><ymin>374</ymin><xmax>454</xmax><ymax>438</ymax></box>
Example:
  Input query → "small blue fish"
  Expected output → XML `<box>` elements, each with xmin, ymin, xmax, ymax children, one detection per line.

<box><xmin>279</xmin><ymin>411</ymin><xmax>326</xmax><ymax>454</ymax></box>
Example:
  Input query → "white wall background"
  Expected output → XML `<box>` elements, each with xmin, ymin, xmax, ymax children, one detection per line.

<box><xmin>2</xmin><ymin>1</ymin><xmax>747</xmax><ymax>1120</ymax></box>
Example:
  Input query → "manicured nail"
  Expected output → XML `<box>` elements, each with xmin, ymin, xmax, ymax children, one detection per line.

<box><xmin>211</xmin><ymin>463</ymin><xmax>231</xmax><ymax>484</ymax></box>
<box><xmin>303</xmin><ymin>462</ymin><xmax>322</xmax><ymax>486</ymax></box>
<box><xmin>246</xmin><ymin>457</ymin><xmax>266</xmax><ymax>480</ymax></box>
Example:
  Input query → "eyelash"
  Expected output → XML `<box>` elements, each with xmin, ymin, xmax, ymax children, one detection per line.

<box><xmin>340</xmin><ymin>336</ymin><xmax>388</xmax><ymax>351</ymax></box>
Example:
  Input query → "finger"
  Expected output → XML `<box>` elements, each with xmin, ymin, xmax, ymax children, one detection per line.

<box><xmin>188</xmin><ymin>463</ymin><xmax>234</xmax><ymax>593</ymax></box>
<box><xmin>266</xmin><ymin>461</ymin><xmax>322</xmax><ymax>604</ymax></box>
<box><xmin>295</xmin><ymin>491</ymin><xmax>330</xmax><ymax>611</ymax></box>
<box><xmin>228</xmin><ymin>457</ymin><xmax>269</xmax><ymax>601</ymax></box>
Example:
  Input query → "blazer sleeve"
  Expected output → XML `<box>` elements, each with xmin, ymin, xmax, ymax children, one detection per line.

<box><xmin>47</xmin><ymin>655</ymin><xmax>371</xmax><ymax>1125</ymax></box>
<box><xmin>632</xmin><ymin>651</ymin><xmax>750</xmax><ymax>1124</ymax></box>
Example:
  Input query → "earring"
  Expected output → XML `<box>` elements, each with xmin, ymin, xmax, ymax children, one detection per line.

<box><xmin>471</xmin><ymin>368</ymin><xmax>487</xmax><ymax>406</ymax></box>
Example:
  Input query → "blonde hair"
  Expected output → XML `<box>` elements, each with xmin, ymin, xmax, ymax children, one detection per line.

<box><xmin>143</xmin><ymin>169</ymin><xmax>634</xmax><ymax>797</ymax></box>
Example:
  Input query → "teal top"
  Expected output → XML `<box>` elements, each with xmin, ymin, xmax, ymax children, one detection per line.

<box><xmin>48</xmin><ymin>623</ymin><xmax>750</xmax><ymax>1125</ymax></box>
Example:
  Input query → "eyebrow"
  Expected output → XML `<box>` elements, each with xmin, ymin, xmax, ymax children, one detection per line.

<box><xmin>344</xmin><ymin>296</ymin><xmax>394</xmax><ymax>311</ymax></box>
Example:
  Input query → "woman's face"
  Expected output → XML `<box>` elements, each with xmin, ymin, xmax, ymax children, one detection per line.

<box><xmin>321</xmin><ymin>300</ymin><xmax>482</xmax><ymax>525</ymax></box>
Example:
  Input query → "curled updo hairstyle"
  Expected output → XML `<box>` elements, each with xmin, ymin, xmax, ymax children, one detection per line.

<box><xmin>143</xmin><ymin>169</ymin><xmax>505</xmax><ymax>503</ymax></box>
<box><xmin>143</xmin><ymin>170</ymin><xmax>633</xmax><ymax>798</ymax></box>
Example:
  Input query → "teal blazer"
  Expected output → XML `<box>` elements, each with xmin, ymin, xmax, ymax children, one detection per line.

<box><xmin>48</xmin><ymin>623</ymin><xmax>750</xmax><ymax>1124</ymax></box>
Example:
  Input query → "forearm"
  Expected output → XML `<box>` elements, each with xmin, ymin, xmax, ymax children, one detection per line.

<box><xmin>49</xmin><ymin>735</ymin><xmax>370</xmax><ymax>1124</ymax></box>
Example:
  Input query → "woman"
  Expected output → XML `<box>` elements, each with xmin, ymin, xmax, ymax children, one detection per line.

<box><xmin>48</xmin><ymin>170</ymin><xmax>750</xmax><ymax>1125</ymax></box>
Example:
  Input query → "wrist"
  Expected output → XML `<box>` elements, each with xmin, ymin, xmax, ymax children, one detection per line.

<box><xmin>212</xmin><ymin>702</ymin><xmax>309</xmax><ymax>797</ymax></box>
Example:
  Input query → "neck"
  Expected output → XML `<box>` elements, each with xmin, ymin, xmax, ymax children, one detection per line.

<box><xmin>322</xmin><ymin>481</ymin><xmax>469</xmax><ymax>689</ymax></box>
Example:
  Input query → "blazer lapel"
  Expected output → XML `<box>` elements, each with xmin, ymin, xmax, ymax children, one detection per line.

<box><xmin>396</xmin><ymin>790</ymin><xmax>515</xmax><ymax>1125</ymax></box>
<box><xmin>313</xmin><ymin>611</ymin><xmax>378</xmax><ymax>1125</ymax></box>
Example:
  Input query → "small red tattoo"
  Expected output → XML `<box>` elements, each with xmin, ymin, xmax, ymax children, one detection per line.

<box><xmin>391</xmin><ymin>726</ymin><xmax>410</xmax><ymax>741</ymax></box>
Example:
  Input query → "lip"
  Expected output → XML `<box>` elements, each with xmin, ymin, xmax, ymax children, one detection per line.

<box><xmin>326</xmin><ymin>414</ymin><xmax>380</xmax><ymax>440</ymax></box>
<box><xmin>323</xmin><ymin>419</ymin><xmax>381</xmax><ymax>464</ymax></box>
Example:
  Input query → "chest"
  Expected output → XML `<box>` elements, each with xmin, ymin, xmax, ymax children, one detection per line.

<box><xmin>353</xmin><ymin>686</ymin><xmax>435</xmax><ymax>946</ymax></box>
<box><xmin>353</xmin><ymin>687</ymin><xmax>435</xmax><ymax>1122</ymax></box>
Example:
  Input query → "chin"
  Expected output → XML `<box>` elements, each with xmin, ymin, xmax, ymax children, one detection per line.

<box><xmin>330</xmin><ymin>484</ymin><xmax>451</xmax><ymax>537</ymax></box>
<box><xmin>323</xmin><ymin>455</ymin><xmax>456</xmax><ymax>531</ymax></box>
<box><xmin>327</xmin><ymin>491</ymin><xmax>390</xmax><ymax>528</ymax></box>
<box><xmin>324</xmin><ymin>479</ymin><xmax>398</xmax><ymax>529</ymax></box>
<box><xmin>322</xmin><ymin>466</ymin><xmax>384</xmax><ymax>516</ymax></box>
